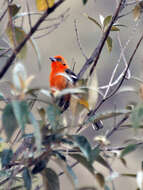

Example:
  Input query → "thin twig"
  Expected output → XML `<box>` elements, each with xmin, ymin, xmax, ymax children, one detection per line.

<box><xmin>76</xmin><ymin>0</ymin><xmax>124</xmax><ymax>80</ymax></box>
<box><xmin>88</xmin><ymin>31</ymin><xmax>143</xmax><ymax>117</ymax></box>
<box><xmin>106</xmin><ymin>115</ymin><xmax>129</xmax><ymax>138</ymax></box>
<box><xmin>26</xmin><ymin>0</ymin><xmax>32</xmax><ymax>30</ymax></box>
<box><xmin>74</xmin><ymin>19</ymin><xmax>88</xmax><ymax>60</ymax></box>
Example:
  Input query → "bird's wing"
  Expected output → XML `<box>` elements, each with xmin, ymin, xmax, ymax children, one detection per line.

<box><xmin>65</xmin><ymin>69</ymin><xmax>77</xmax><ymax>83</ymax></box>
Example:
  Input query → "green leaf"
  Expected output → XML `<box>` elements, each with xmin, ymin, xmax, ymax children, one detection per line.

<box><xmin>103</xmin><ymin>15</ymin><xmax>112</xmax><ymax>31</ymax></box>
<box><xmin>2</xmin><ymin>103</ymin><xmax>18</xmax><ymax>140</ymax></box>
<box><xmin>85</xmin><ymin>109</ymin><xmax>131</xmax><ymax>125</ymax></box>
<box><xmin>95</xmin><ymin>155</ymin><xmax>111</xmax><ymax>170</ymax></box>
<box><xmin>90</xmin><ymin>147</ymin><xmax>100</xmax><ymax>163</ymax></box>
<box><xmin>9</xmin><ymin>4</ymin><xmax>21</xmax><ymax>17</ymax></box>
<box><xmin>131</xmin><ymin>103</ymin><xmax>143</xmax><ymax>128</ymax></box>
<box><xmin>69</xmin><ymin>153</ymin><xmax>95</xmax><ymax>175</ymax></box>
<box><xmin>23</xmin><ymin>167</ymin><xmax>32</xmax><ymax>190</ymax></box>
<box><xmin>1</xmin><ymin>149</ymin><xmax>13</xmax><ymax>167</ymax></box>
<box><xmin>6</xmin><ymin>26</ymin><xmax>27</xmax><ymax>59</ymax></box>
<box><xmin>0</xmin><ymin>92</ymin><xmax>5</xmax><ymax>101</ymax></box>
<box><xmin>82</xmin><ymin>0</ymin><xmax>88</xmax><ymax>5</ymax></box>
<box><xmin>120</xmin><ymin>144</ymin><xmax>138</xmax><ymax>158</ymax></box>
<box><xmin>121</xmin><ymin>173</ymin><xmax>136</xmax><ymax>178</ymax></box>
<box><xmin>104</xmin><ymin>185</ymin><xmax>110</xmax><ymax>190</ymax></box>
<box><xmin>72</xmin><ymin>135</ymin><xmax>92</xmax><ymax>162</ymax></box>
<box><xmin>111</xmin><ymin>26</ymin><xmax>120</xmax><ymax>31</ymax></box>
<box><xmin>12</xmin><ymin>101</ymin><xmax>29</xmax><ymax>133</ymax></box>
<box><xmin>42</xmin><ymin>168</ymin><xmax>60</xmax><ymax>190</ymax></box>
<box><xmin>46</xmin><ymin>104</ymin><xmax>61</xmax><ymax>131</ymax></box>
<box><xmin>85</xmin><ymin>14</ymin><xmax>102</xmax><ymax>29</ymax></box>
<box><xmin>11</xmin><ymin>186</ymin><xmax>25</xmax><ymax>190</ymax></box>
<box><xmin>28</xmin><ymin>112</ymin><xmax>42</xmax><ymax>152</ymax></box>
<box><xmin>29</xmin><ymin>37</ymin><xmax>41</xmax><ymax>70</ymax></box>
<box><xmin>106</xmin><ymin>36</ymin><xmax>112</xmax><ymax>52</ymax></box>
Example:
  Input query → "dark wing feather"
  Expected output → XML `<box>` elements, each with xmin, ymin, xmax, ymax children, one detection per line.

<box><xmin>65</xmin><ymin>69</ymin><xmax>77</xmax><ymax>83</ymax></box>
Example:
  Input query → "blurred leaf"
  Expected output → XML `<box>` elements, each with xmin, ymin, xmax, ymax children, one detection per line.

<box><xmin>2</xmin><ymin>103</ymin><xmax>18</xmax><ymax>141</ymax></box>
<box><xmin>131</xmin><ymin>103</ymin><xmax>143</xmax><ymax>128</ymax></box>
<box><xmin>66</xmin><ymin>165</ymin><xmax>78</xmax><ymax>186</ymax></box>
<box><xmin>103</xmin><ymin>15</ymin><xmax>112</xmax><ymax>31</ymax></box>
<box><xmin>69</xmin><ymin>153</ymin><xmax>95</xmax><ymax>175</ymax></box>
<box><xmin>6</xmin><ymin>26</ymin><xmax>27</xmax><ymax>59</ymax></box>
<box><xmin>133</xmin><ymin>4</ymin><xmax>141</xmax><ymax>21</ymax></box>
<box><xmin>12</xmin><ymin>63</ymin><xmax>27</xmax><ymax>91</ymax></box>
<box><xmin>0</xmin><ymin>170</ymin><xmax>11</xmax><ymax>178</ymax></box>
<box><xmin>12</xmin><ymin>101</ymin><xmax>29</xmax><ymax>133</ymax></box>
<box><xmin>28</xmin><ymin>112</ymin><xmax>42</xmax><ymax>152</ymax></box>
<box><xmin>36</xmin><ymin>0</ymin><xmax>55</xmax><ymax>11</ymax></box>
<box><xmin>46</xmin><ymin>104</ymin><xmax>61</xmax><ymax>131</ymax></box>
<box><xmin>95</xmin><ymin>155</ymin><xmax>111</xmax><ymax>170</ymax></box>
<box><xmin>38</xmin><ymin>107</ymin><xmax>46</xmax><ymax>124</ymax></box>
<box><xmin>95</xmin><ymin>173</ymin><xmax>105</xmax><ymax>187</ymax></box>
<box><xmin>104</xmin><ymin>185</ymin><xmax>110</xmax><ymax>190</ymax></box>
<box><xmin>55</xmin><ymin>87</ymin><xmax>85</xmax><ymax>97</ymax></box>
<box><xmin>106</xmin><ymin>36</ymin><xmax>112</xmax><ymax>52</ymax></box>
<box><xmin>121</xmin><ymin>173</ymin><xmax>136</xmax><ymax>178</ymax></box>
<box><xmin>29</xmin><ymin>37</ymin><xmax>41</xmax><ymax>70</ymax></box>
<box><xmin>136</xmin><ymin>171</ymin><xmax>143</xmax><ymax>190</ymax></box>
<box><xmin>1</xmin><ymin>149</ymin><xmax>13</xmax><ymax>167</ymax></box>
<box><xmin>11</xmin><ymin>186</ymin><xmax>24</xmax><ymax>190</ymax></box>
<box><xmin>120</xmin><ymin>157</ymin><xmax>127</xmax><ymax>167</ymax></box>
<box><xmin>82</xmin><ymin>0</ymin><xmax>88</xmax><ymax>5</ymax></box>
<box><xmin>120</xmin><ymin>144</ymin><xmax>138</xmax><ymax>158</ymax></box>
<box><xmin>32</xmin><ymin>160</ymin><xmax>46</xmax><ymax>174</ymax></box>
<box><xmin>55</xmin><ymin>157</ymin><xmax>77</xmax><ymax>188</ymax></box>
<box><xmin>9</xmin><ymin>4</ymin><xmax>21</xmax><ymax>17</ymax></box>
<box><xmin>87</xmin><ymin>73</ymin><xmax>98</xmax><ymax>110</ymax></box>
<box><xmin>111</xmin><ymin>26</ymin><xmax>120</xmax><ymax>31</ymax></box>
<box><xmin>90</xmin><ymin>147</ymin><xmax>100</xmax><ymax>163</ymax></box>
<box><xmin>0</xmin><ymin>142</ymin><xmax>9</xmax><ymax>152</ymax></box>
<box><xmin>85</xmin><ymin>14</ymin><xmax>102</xmax><ymax>29</ymax></box>
<box><xmin>78</xmin><ymin>187</ymin><xmax>97</xmax><ymax>190</ymax></box>
<box><xmin>78</xmin><ymin>98</ymin><xmax>89</xmax><ymax>110</ymax></box>
<box><xmin>42</xmin><ymin>168</ymin><xmax>60</xmax><ymax>190</ymax></box>
<box><xmin>23</xmin><ymin>167</ymin><xmax>31</xmax><ymax>190</ymax></box>
<box><xmin>99</xmin><ymin>15</ymin><xmax>104</xmax><ymax>26</ymax></box>
<box><xmin>71</xmin><ymin>135</ymin><xmax>92</xmax><ymax>162</ymax></box>
<box><xmin>85</xmin><ymin>109</ymin><xmax>131</xmax><ymax>125</ymax></box>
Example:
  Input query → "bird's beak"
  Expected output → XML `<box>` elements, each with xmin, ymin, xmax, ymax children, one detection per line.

<box><xmin>49</xmin><ymin>57</ymin><xmax>56</xmax><ymax>62</ymax></box>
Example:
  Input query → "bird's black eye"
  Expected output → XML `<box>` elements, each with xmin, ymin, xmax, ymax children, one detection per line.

<box><xmin>56</xmin><ymin>58</ymin><xmax>62</xmax><ymax>62</ymax></box>
<box><xmin>62</xmin><ymin>63</ymin><xmax>66</xmax><ymax>66</ymax></box>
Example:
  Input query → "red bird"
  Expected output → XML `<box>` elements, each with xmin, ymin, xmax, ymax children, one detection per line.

<box><xmin>49</xmin><ymin>55</ymin><xmax>77</xmax><ymax>110</ymax></box>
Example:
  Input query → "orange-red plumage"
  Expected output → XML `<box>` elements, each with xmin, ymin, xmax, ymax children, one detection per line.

<box><xmin>49</xmin><ymin>55</ymin><xmax>69</xmax><ymax>91</ymax></box>
<box><xmin>49</xmin><ymin>55</ymin><xmax>77</xmax><ymax>110</ymax></box>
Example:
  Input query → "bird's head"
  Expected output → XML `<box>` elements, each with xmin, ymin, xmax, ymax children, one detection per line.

<box><xmin>49</xmin><ymin>55</ymin><xmax>68</xmax><ymax>72</ymax></box>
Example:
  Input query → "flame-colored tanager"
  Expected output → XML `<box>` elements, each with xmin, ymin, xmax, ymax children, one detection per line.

<box><xmin>49</xmin><ymin>55</ymin><xmax>77</xmax><ymax>110</ymax></box>
<box><xmin>49</xmin><ymin>55</ymin><xmax>103</xmax><ymax>129</ymax></box>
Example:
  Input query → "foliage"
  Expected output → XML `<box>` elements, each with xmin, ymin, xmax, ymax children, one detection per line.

<box><xmin>0</xmin><ymin>0</ymin><xmax>142</xmax><ymax>190</ymax></box>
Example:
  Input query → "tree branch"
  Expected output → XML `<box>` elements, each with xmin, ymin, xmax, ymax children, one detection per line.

<box><xmin>77</xmin><ymin>0</ymin><xmax>124</xmax><ymax>80</ymax></box>
<box><xmin>0</xmin><ymin>0</ymin><xmax>66</xmax><ymax>79</ymax></box>
<box><xmin>88</xmin><ymin>30</ymin><xmax>143</xmax><ymax>117</ymax></box>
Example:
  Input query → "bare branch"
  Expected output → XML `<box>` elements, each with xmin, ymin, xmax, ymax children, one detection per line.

<box><xmin>74</xmin><ymin>19</ymin><xmax>88</xmax><ymax>60</ymax></box>
<box><xmin>0</xmin><ymin>0</ymin><xmax>66</xmax><ymax>79</ymax></box>
<box><xmin>77</xmin><ymin>0</ymin><xmax>125</xmax><ymax>80</ymax></box>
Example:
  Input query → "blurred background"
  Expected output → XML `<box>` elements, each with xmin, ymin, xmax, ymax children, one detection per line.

<box><xmin>0</xmin><ymin>0</ymin><xmax>143</xmax><ymax>189</ymax></box>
